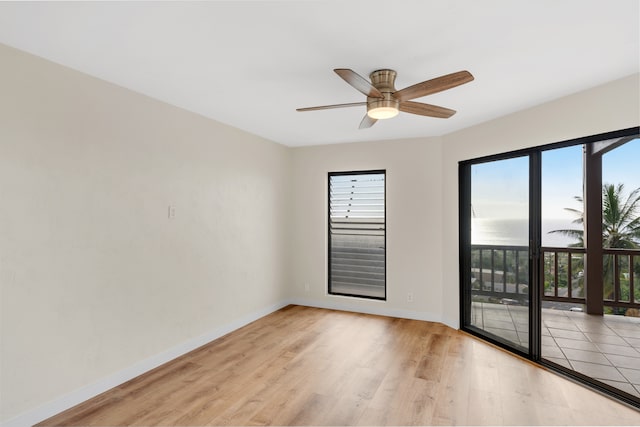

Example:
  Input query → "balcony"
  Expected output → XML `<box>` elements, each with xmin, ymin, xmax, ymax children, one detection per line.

<box><xmin>470</xmin><ymin>244</ymin><xmax>640</xmax><ymax>398</ymax></box>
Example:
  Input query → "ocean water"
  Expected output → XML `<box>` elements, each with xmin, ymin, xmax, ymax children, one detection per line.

<box><xmin>472</xmin><ymin>218</ymin><xmax>579</xmax><ymax>247</ymax></box>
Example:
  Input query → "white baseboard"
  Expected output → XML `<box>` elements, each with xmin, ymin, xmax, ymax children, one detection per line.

<box><xmin>2</xmin><ymin>300</ymin><xmax>291</xmax><ymax>427</ymax></box>
<box><xmin>441</xmin><ymin>315</ymin><xmax>460</xmax><ymax>330</ymax></box>
<box><xmin>289</xmin><ymin>296</ymin><xmax>443</xmax><ymax>323</ymax></box>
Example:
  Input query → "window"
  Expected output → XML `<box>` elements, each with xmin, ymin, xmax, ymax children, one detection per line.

<box><xmin>329</xmin><ymin>171</ymin><xmax>386</xmax><ymax>299</ymax></box>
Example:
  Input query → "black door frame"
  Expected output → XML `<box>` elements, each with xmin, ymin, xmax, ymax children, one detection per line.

<box><xmin>458</xmin><ymin>126</ymin><xmax>640</xmax><ymax>408</ymax></box>
<box><xmin>459</xmin><ymin>149</ymin><xmax>537</xmax><ymax>359</ymax></box>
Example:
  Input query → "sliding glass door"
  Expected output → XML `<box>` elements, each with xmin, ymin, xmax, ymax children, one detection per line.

<box><xmin>461</xmin><ymin>155</ymin><xmax>532</xmax><ymax>353</ymax></box>
<box><xmin>460</xmin><ymin>127</ymin><xmax>640</xmax><ymax>407</ymax></box>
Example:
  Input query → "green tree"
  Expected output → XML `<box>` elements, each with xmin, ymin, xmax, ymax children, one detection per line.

<box><xmin>549</xmin><ymin>183</ymin><xmax>640</xmax><ymax>302</ymax></box>
<box><xmin>602</xmin><ymin>184</ymin><xmax>640</xmax><ymax>248</ymax></box>
<box><xmin>549</xmin><ymin>195</ymin><xmax>586</xmax><ymax>248</ymax></box>
<box><xmin>549</xmin><ymin>183</ymin><xmax>640</xmax><ymax>248</ymax></box>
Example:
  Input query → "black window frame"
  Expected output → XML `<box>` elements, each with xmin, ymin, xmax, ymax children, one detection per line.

<box><xmin>459</xmin><ymin>126</ymin><xmax>640</xmax><ymax>409</ymax></box>
<box><xmin>328</xmin><ymin>169</ymin><xmax>387</xmax><ymax>300</ymax></box>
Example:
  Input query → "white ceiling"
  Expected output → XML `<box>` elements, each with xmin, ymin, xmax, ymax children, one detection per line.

<box><xmin>0</xmin><ymin>1</ymin><xmax>638</xmax><ymax>147</ymax></box>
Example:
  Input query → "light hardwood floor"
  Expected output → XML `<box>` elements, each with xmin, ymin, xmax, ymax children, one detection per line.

<box><xmin>38</xmin><ymin>305</ymin><xmax>640</xmax><ymax>426</ymax></box>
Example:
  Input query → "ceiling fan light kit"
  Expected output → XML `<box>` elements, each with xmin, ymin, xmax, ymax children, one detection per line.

<box><xmin>367</xmin><ymin>101</ymin><xmax>399</xmax><ymax>119</ymax></box>
<box><xmin>297</xmin><ymin>68</ymin><xmax>474</xmax><ymax>129</ymax></box>
<box><xmin>366</xmin><ymin>69</ymin><xmax>400</xmax><ymax>119</ymax></box>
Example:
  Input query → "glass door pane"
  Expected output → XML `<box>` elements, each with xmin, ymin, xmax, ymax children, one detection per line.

<box><xmin>539</xmin><ymin>136</ymin><xmax>640</xmax><ymax>403</ymax></box>
<box><xmin>468</xmin><ymin>156</ymin><xmax>530</xmax><ymax>351</ymax></box>
<box><xmin>541</xmin><ymin>145</ymin><xmax>585</xmax><ymax>369</ymax></box>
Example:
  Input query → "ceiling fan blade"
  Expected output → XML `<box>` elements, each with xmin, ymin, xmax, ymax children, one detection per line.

<box><xmin>334</xmin><ymin>69</ymin><xmax>383</xmax><ymax>98</ymax></box>
<box><xmin>359</xmin><ymin>114</ymin><xmax>377</xmax><ymax>129</ymax></box>
<box><xmin>399</xmin><ymin>101</ymin><xmax>456</xmax><ymax>118</ymax></box>
<box><xmin>297</xmin><ymin>102</ymin><xmax>367</xmax><ymax>112</ymax></box>
<box><xmin>393</xmin><ymin>70</ymin><xmax>474</xmax><ymax>102</ymax></box>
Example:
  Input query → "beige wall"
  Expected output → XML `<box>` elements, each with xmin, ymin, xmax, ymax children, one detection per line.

<box><xmin>0</xmin><ymin>44</ymin><xmax>291</xmax><ymax>423</ymax></box>
<box><xmin>289</xmin><ymin>138</ymin><xmax>445</xmax><ymax>321</ymax></box>
<box><xmin>1</xmin><ymin>40</ymin><xmax>638</xmax><ymax>425</ymax></box>
<box><xmin>440</xmin><ymin>73</ymin><xmax>640</xmax><ymax>327</ymax></box>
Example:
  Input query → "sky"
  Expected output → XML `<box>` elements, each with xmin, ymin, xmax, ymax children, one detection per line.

<box><xmin>542</xmin><ymin>138</ymin><xmax>640</xmax><ymax>220</ymax></box>
<box><xmin>471</xmin><ymin>139</ymin><xmax>640</xmax><ymax>247</ymax></box>
<box><xmin>471</xmin><ymin>156</ymin><xmax>529</xmax><ymax>220</ymax></box>
<box><xmin>471</xmin><ymin>137</ymin><xmax>640</xmax><ymax>245</ymax></box>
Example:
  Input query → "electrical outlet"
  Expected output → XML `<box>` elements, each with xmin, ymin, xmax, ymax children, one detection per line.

<box><xmin>168</xmin><ymin>205</ymin><xmax>176</xmax><ymax>219</ymax></box>
<box><xmin>304</xmin><ymin>283</ymin><xmax>310</xmax><ymax>292</ymax></box>
<box><xmin>407</xmin><ymin>292</ymin><xmax>414</xmax><ymax>303</ymax></box>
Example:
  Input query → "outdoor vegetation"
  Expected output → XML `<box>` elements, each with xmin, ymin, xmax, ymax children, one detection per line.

<box><xmin>547</xmin><ymin>183</ymin><xmax>640</xmax><ymax>313</ymax></box>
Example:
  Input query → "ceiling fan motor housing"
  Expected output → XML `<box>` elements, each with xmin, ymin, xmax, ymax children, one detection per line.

<box><xmin>367</xmin><ymin>69</ymin><xmax>399</xmax><ymax>119</ymax></box>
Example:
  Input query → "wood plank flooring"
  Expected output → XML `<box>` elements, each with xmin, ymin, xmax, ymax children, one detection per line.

<box><xmin>38</xmin><ymin>305</ymin><xmax>640</xmax><ymax>426</ymax></box>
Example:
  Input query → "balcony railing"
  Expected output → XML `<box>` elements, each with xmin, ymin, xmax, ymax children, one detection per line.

<box><xmin>470</xmin><ymin>244</ymin><xmax>529</xmax><ymax>304</ymax></box>
<box><xmin>541</xmin><ymin>246</ymin><xmax>586</xmax><ymax>305</ymax></box>
<box><xmin>603</xmin><ymin>248</ymin><xmax>640</xmax><ymax>309</ymax></box>
<box><xmin>542</xmin><ymin>246</ymin><xmax>640</xmax><ymax>309</ymax></box>
<box><xmin>470</xmin><ymin>244</ymin><xmax>640</xmax><ymax>311</ymax></box>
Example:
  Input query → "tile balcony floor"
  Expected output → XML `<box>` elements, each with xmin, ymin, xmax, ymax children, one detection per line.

<box><xmin>471</xmin><ymin>302</ymin><xmax>640</xmax><ymax>398</ymax></box>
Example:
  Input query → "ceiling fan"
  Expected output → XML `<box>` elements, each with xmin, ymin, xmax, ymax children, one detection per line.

<box><xmin>297</xmin><ymin>68</ymin><xmax>474</xmax><ymax>129</ymax></box>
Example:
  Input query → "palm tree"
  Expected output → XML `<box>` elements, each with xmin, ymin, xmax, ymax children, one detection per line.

<box><xmin>549</xmin><ymin>184</ymin><xmax>640</xmax><ymax>304</ymax></box>
<box><xmin>549</xmin><ymin>183</ymin><xmax>640</xmax><ymax>249</ymax></box>
<box><xmin>548</xmin><ymin>195</ymin><xmax>586</xmax><ymax>248</ymax></box>
<box><xmin>602</xmin><ymin>184</ymin><xmax>640</xmax><ymax>248</ymax></box>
